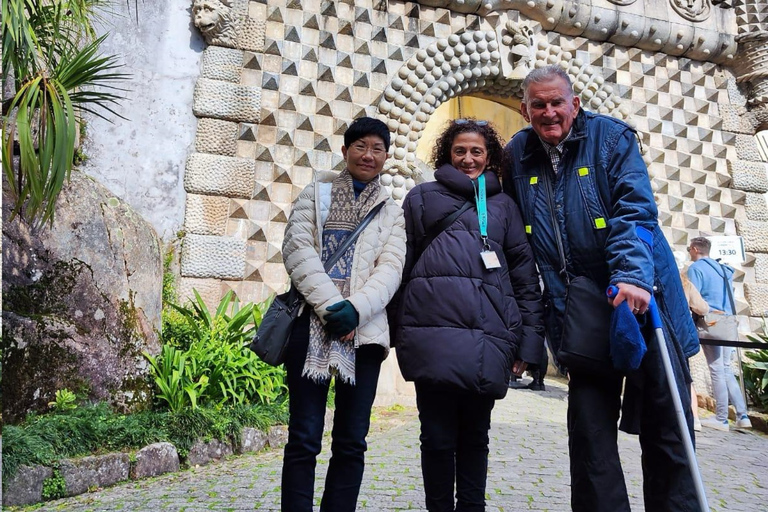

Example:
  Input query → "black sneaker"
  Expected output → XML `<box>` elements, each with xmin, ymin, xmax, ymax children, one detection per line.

<box><xmin>526</xmin><ymin>380</ymin><xmax>545</xmax><ymax>391</ymax></box>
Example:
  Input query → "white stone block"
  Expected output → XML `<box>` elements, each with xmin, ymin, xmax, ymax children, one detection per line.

<box><xmin>193</xmin><ymin>78</ymin><xmax>261</xmax><ymax>123</ymax></box>
<box><xmin>185</xmin><ymin>153</ymin><xmax>255</xmax><ymax>198</ymax></box>
<box><xmin>201</xmin><ymin>46</ymin><xmax>243</xmax><ymax>83</ymax></box>
<box><xmin>184</xmin><ymin>194</ymin><xmax>230</xmax><ymax>235</ymax></box>
<box><xmin>180</xmin><ymin>234</ymin><xmax>246</xmax><ymax>279</ymax></box>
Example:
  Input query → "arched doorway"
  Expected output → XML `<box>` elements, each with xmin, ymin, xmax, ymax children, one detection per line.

<box><xmin>415</xmin><ymin>95</ymin><xmax>528</xmax><ymax>166</ymax></box>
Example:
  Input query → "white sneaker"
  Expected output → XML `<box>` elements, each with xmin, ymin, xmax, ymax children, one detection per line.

<box><xmin>693</xmin><ymin>418</ymin><xmax>702</xmax><ymax>432</ymax></box>
<box><xmin>736</xmin><ymin>415</ymin><xmax>752</xmax><ymax>429</ymax></box>
<box><xmin>700</xmin><ymin>417</ymin><xmax>729</xmax><ymax>431</ymax></box>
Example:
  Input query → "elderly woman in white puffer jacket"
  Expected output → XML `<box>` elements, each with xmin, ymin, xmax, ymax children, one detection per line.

<box><xmin>279</xmin><ymin>117</ymin><xmax>407</xmax><ymax>512</ymax></box>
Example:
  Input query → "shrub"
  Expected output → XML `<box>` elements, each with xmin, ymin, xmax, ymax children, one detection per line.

<box><xmin>741</xmin><ymin>346</ymin><xmax>768</xmax><ymax>412</ymax></box>
<box><xmin>41</xmin><ymin>470</ymin><xmax>66</xmax><ymax>500</ymax></box>
<box><xmin>148</xmin><ymin>290</ymin><xmax>285</xmax><ymax>412</ymax></box>
<box><xmin>48</xmin><ymin>389</ymin><xmax>77</xmax><ymax>412</ymax></box>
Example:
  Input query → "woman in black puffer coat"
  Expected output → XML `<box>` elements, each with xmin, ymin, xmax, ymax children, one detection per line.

<box><xmin>394</xmin><ymin>119</ymin><xmax>544</xmax><ymax>512</ymax></box>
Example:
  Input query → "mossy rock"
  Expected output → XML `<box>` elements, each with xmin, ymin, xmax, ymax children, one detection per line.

<box><xmin>2</xmin><ymin>171</ymin><xmax>162</xmax><ymax>423</ymax></box>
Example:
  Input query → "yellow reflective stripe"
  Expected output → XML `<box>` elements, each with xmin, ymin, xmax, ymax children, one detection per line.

<box><xmin>594</xmin><ymin>217</ymin><xmax>607</xmax><ymax>229</ymax></box>
<box><xmin>525</xmin><ymin>225</ymin><xmax>532</xmax><ymax>234</ymax></box>
<box><xmin>529</xmin><ymin>176</ymin><xmax>538</xmax><ymax>185</ymax></box>
<box><xmin>578</xmin><ymin>167</ymin><xmax>589</xmax><ymax>176</ymax></box>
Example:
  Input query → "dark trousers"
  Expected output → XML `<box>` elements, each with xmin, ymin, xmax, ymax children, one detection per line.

<box><xmin>568</xmin><ymin>330</ymin><xmax>700</xmax><ymax>512</ymax></box>
<box><xmin>281</xmin><ymin>312</ymin><xmax>384</xmax><ymax>512</ymax></box>
<box><xmin>415</xmin><ymin>382</ymin><xmax>495</xmax><ymax>512</ymax></box>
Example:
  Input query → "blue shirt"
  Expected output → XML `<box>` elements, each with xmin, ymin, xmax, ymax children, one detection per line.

<box><xmin>687</xmin><ymin>258</ymin><xmax>735</xmax><ymax>314</ymax></box>
<box><xmin>352</xmin><ymin>178</ymin><xmax>368</xmax><ymax>198</ymax></box>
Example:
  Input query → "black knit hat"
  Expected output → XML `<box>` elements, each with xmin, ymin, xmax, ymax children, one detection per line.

<box><xmin>344</xmin><ymin>117</ymin><xmax>391</xmax><ymax>152</ymax></box>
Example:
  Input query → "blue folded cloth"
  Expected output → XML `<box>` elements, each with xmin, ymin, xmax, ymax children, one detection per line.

<box><xmin>610</xmin><ymin>301</ymin><xmax>648</xmax><ymax>372</ymax></box>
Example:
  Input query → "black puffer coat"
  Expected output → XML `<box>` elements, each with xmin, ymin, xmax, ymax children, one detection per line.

<box><xmin>395</xmin><ymin>164</ymin><xmax>544</xmax><ymax>399</ymax></box>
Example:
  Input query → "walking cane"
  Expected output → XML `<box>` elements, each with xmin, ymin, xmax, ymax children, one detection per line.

<box><xmin>606</xmin><ymin>286</ymin><xmax>710</xmax><ymax>511</ymax></box>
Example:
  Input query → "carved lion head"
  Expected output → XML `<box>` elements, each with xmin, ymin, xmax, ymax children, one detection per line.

<box><xmin>192</xmin><ymin>0</ymin><xmax>232</xmax><ymax>34</ymax></box>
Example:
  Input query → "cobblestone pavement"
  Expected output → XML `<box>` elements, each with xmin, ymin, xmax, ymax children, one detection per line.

<box><xmin>32</xmin><ymin>379</ymin><xmax>768</xmax><ymax>512</ymax></box>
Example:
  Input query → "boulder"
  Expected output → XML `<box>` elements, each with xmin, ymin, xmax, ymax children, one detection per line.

<box><xmin>59</xmin><ymin>453</ymin><xmax>130</xmax><ymax>496</ymax></box>
<box><xmin>267</xmin><ymin>425</ymin><xmax>289</xmax><ymax>448</ymax></box>
<box><xmin>237</xmin><ymin>427</ymin><xmax>268</xmax><ymax>454</ymax></box>
<box><xmin>186</xmin><ymin>438</ymin><xmax>234</xmax><ymax>467</ymax></box>
<box><xmin>2</xmin><ymin>464</ymin><xmax>52</xmax><ymax>507</ymax></box>
<box><xmin>131</xmin><ymin>442</ymin><xmax>180</xmax><ymax>479</ymax></box>
<box><xmin>2</xmin><ymin>170</ymin><xmax>163</xmax><ymax>423</ymax></box>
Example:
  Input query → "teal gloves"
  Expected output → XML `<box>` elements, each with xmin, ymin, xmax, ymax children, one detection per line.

<box><xmin>325</xmin><ymin>300</ymin><xmax>359</xmax><ymax>336</ymax></box>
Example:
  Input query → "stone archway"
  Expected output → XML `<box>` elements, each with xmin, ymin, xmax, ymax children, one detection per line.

<box><xmin>372</xmin><ymin>18</ymin><xmax>635</xmax><ymax>195</ymax></box>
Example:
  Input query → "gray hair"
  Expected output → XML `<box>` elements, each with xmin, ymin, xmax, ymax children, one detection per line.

<box><xmin>521</xmin><ymin>65</ymin><xmax>574</xmax><ymax>103</ymax></box>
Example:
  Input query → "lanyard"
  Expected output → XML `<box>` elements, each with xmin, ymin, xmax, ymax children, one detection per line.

<box><xmin>473</xmin><ymin>174</ymin><xmax>490</xmax><ymax>251</ymax></box>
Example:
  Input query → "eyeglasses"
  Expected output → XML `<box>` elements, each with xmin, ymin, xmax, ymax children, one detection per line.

<box><xmin>455</xmin><ymin>119</ymin><xmax>488</xmax><ymax>126</ymax></box>
<box><xmin>348</xmin><ymin>142</ymin><xmax>387</xmax><ymax>157</ymax></box>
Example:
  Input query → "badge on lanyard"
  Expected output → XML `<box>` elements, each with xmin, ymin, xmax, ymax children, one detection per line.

<box><xmin>481</xmin><ymin>250</ymin><xmax>501</xmax><ymax>269</ymax></box>
<box><xmin>475</xmin><ymin>174</ymin><xmax>501</xmax><ymax>270</ymax></box>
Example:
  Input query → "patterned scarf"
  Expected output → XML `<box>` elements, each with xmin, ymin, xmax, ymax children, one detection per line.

<box><xmin>304</xmin><ymin>169</ymin><xmax>381</xmax><ymax>385</ymax></box>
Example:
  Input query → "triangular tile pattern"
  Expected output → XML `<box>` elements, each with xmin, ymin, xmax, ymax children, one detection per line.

<box><xmin>188</xmin><ymin>3</ymin><xmax>756</xmax><ymax>310</ymax></box>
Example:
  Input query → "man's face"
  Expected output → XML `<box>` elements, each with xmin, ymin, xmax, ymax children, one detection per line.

<box><xmin>521</xmin><ymin>77</ymin><xmax>580</xmax><ymax>146</ymax></box>
<box><xmin>341</xmin><ymin>135</ymin><xmax>388</xmax><ymax>183</ymax></box>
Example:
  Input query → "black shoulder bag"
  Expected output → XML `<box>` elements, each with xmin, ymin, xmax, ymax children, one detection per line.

<box><xmin>248</xmin><ymin>201</ymin><xmax>386</xmax><ymax>366</ymax></box>
<box><xmin>545</xmin><ymin>175</ymin><xmax>615</xmax><ymax>375</ymax></box>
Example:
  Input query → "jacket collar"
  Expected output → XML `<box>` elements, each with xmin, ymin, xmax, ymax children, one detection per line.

<box><xmin>435</xmin><ymin>164</ymin><xmax>502</xmax><ymax>198</ymax></box>
<box><xmin>519</xmin><ymin>108</ymin><xmax>589</xmax><ymax>163</ymax></box>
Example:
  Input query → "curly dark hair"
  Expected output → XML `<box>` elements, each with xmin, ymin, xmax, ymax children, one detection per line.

<box><xmin>431</xmin><ymin>118</ymin><xmax>507</xmax><ymax>178</ymax></box>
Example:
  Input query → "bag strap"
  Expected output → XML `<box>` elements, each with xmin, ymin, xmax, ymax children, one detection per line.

<box><xmin>702</xmin><ymin>258</ymin><xmax>736</xmax><ymax>314</ymax></box>
<box><xmin>543</xmin><ymin>171</ymin><xmax>571</xmax><ymax>285</ymax></box>
<box><xmin>323</xmin><ymin>201</ymin><xmax>386</xmax><ymax>272</ymax></box>
<box><xmin>419</xmin><ymin>200</ymin><xmax>473</xmax><ymax>256</ymax></box>
<box><xmin>284</xmin><ymin>201</ymin><xmax>386</xmax><ymax>308</ymax></box>
<box><xmin>285</xmin><ymin>281</ymin><xmax>302</xmax><ymax>308</ymax></box>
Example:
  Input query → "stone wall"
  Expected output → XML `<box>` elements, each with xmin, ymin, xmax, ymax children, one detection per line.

<box><xmin>79</xmin><ymin>0</ymin><xmax>204</xmax><ymax>240</ymax></box>
<box><xmin>178</xmin><ymin>0</ymin><xmax>764</xmax><ymax>314</ymax></box>
<box><xmin>177</xmin><ymin>0</ymin><xmax>768</xmax><ymax>401</ymax></box>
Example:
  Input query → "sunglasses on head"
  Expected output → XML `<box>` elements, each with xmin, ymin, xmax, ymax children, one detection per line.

<box><xmin>455</xmin><ymin>119</ymin><xmax>488</xmax><ymax>126</ymax></box>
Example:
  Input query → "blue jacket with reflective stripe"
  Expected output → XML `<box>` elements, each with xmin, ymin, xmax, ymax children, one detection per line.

<box><xmin>504</xmin><ymin>109</ymin><xmax>699</xmax><ymax>359</ymax></box>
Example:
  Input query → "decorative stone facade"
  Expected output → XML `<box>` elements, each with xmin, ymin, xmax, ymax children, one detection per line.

<box><xmin>181</xmin><ymin>0</ymin><xmax>768</xmax><ymax>336</ymax></box>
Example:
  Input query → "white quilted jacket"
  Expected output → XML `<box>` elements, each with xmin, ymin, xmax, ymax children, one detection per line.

<box><xmin>282</xmin><ymin>171</ymin><xmax>407</xmax><ymax>351</ymax></box>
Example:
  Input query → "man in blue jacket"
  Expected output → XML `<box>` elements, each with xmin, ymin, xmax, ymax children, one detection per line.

<box><xmin>504</xmin><ymin>65</ymin><xmax>701</xmax><ymax>512</ymax></box>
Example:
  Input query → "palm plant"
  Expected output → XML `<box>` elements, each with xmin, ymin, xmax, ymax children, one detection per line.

<box><xmin>2</xmin><ymin>0</ymin><xmax>129</xmax><ymax>228</ymax></box>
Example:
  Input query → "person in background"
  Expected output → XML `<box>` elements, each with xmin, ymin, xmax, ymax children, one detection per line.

<box><xmin>687</xmin><ymin>236</ymin><xmax>752</xmax><ymax>431</ymax></box>
<box><xmin>677</xmin><ymin>254</ymin><xmax>709</xmax><ymax>432</ymax></box>
<box><xmin>280</xmin><ymin>117</ymin><xmax>407</xmax><ymax>512</ymax></box>
<box><xmin>504</xmin><ymin>65</ymin><xmax>701</xmax><ymax>512</ymax></box>
<box><xmin>394</xmin><ymin>118</ymin><xmax>544</xmax><ymax>512</ymax></box>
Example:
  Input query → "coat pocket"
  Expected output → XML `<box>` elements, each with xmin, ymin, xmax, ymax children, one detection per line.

<box><xmin>572</xmin><ymin>164</ymin><xmax>609</xmax><ymax>232</ymax></box>
<box><xmin>512</xmin><ymin>174</ymin><xmax>539</xmax><ymax>235</ymax></box>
